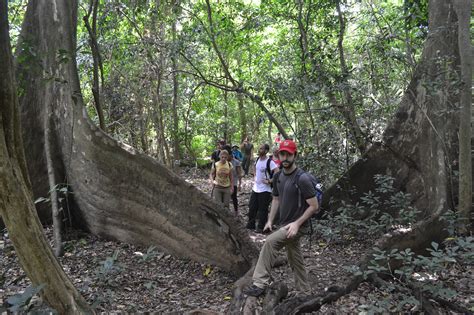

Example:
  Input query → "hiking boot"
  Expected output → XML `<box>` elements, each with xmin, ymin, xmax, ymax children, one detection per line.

<box><xmin>243</xmin><ymin>284</ymin><xmax>265</xmax><ymax>297</ymax></box>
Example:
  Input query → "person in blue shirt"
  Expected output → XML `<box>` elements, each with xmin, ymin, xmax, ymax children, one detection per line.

<box><xmin>231</xmin><ymin>145</ymin><xmax>243</xmax><ymax>162</ymax></box>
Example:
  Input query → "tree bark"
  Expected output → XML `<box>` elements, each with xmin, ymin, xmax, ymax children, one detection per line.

<box><xmin>17</xmin><ymin>0</ymin><xmax>257</xmax><ymax>276</ymax></box>
<box><xmin>237</xmin><ymin>89</ymin><xmax>247</xmax><ymax>142</ymax></box>
<box><xmin>171</xmin><ymin>0</ymin><xmax>181</xmax><ymax>163</ymax></box>
<box><xmin>44</xmin><ymin>96</ymin><xmax>63</xmax><ymax>257</ymax></box>
<box><xmin>0</xmin><ymin>1</ymin><xmax>91</xmax><ymax>312</ymax></box>
<box><xmin>224</xmin><ymin>89</ymin><xmax>229</xmax><ymax>144</ymax></box>
<box><xmin>323</xmin><ymin>0</ymin><xmax>460</xmax><ymax>219</ymax></box>
<box><xmin>454</xmin><ymin>0</ymin><xmax>472</xmax><ymax>232</ymax></box>
<box><xmin>83</xmin><ymin>0</ymin><xmax>106</xmax><ymax>131</ymax></box>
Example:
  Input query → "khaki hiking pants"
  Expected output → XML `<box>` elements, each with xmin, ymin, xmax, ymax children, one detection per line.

<box><xmin>252</xmin><ymin>227</ymin><xmax>310</xmax><ymax>292</ymax></box>
<box><xmin>213</xmin><ymin>186</ymin><xmax>231</xmax><ymax>210</ymax></box>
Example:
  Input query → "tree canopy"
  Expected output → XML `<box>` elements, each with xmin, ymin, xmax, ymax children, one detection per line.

<box><xmin>6</xmin><ymin>0</ymin><xmax>430</xmax><ymax>181</ymax></box>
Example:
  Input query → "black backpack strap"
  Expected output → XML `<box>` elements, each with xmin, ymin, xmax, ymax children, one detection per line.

<box><xmin>294</xmin><ymin>169</ymin><xmax>306</xmax><ymax>210</ymax></box>
<box><xmin>266</xmin><ymin>158</ymin><xmax>273</xmax><ymax>178</ymax></box>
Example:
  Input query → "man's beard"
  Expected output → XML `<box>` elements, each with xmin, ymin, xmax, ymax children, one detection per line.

<box><xmin>281</xmin><ymin>160</ymin><xmax>295</xmax><ymax>168</ymax></box>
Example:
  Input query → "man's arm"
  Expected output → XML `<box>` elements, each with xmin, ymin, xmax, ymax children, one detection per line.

<box><xmin>284</xmin><ymin>197</ymin><xmax>319</xmax><ymax>238</ymax></box>
<box><xmin>268</xmin><ymin>161</ymin><xmax>280</xmax><ymax>184</ymax></box>
<box><xmin>209</xmin><ymin>165</ymin><xmax>216</xmax><ymax>184</ymax></box>
<box><xmin>294</xmin><ymin>197</ymin><xmax>318</xmax><ymax>226</ymax></box>
<box><xmin>264</xmin><ymin>196</ymin><xmax>280</xmax><ymax>232</ymax></box>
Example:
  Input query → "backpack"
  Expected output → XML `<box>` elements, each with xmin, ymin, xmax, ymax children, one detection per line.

<box><xmin>294</xmin><ymin>169</ymin><xmax>324</xmax><ymax>219</ymax></box>
<box><xmin>294</xmin><ymin>169</ymin><xmax>324</xmax><ymax>249</ymax></box>
<box><xmin>255</xmin><ymin>157</ymin><xmax>275</xmax><ymax>184</ymax></box>
<box><xmin>211</xmin><ymin>149</ymin><xmax>221</xmax><ymax>162</ymax></box>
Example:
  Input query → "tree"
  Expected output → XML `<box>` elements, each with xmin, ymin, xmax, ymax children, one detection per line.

<box><xmin>454</xmin><ymin>0</ymin><xmax>472</xmax><ymax>233</ymax></box>
<box><xmin>178</xmin><ymin>0</ymin><xmax>290</xmax><ymax>140</ymax></box>
<box><xmin>0</xmin><ymin>1</ymin><xmax>92</xmax><ymax>312</ymax></box>
<box><xmin>323</xmin><ymin>0</ymin><xmax>461</xmax><ymax>219</ymax></box>
<box><xmin>83</xmin><ymin>0</ymin><xmax>106</xmax><ymax>131</ymax></box>
<box><xmin>16</xmin><ymin>0</ymin><xmax>256</xmax><ymax>276</ymax></box>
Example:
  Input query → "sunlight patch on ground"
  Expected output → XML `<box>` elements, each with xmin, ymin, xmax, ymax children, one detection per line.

<box><xmin>394</xmin><ymin>226</ymin><xmax>413</xmax><ymax>233</ymax></box>
<box><xmin>413</xmin><ymin>272</ymin><xmax>439</xmax><ymax>282</ymax></box>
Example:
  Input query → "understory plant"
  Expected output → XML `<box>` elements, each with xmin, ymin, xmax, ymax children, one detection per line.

<box><xmin>354</xmin><ymin>213</ymin><xmax>474</xmax><ymax>312</ymax></box>
<box><xmin>312</xmin><ymin>175</ymin><xmax>473</xmax><ymax>312</ymax></box>
<box><xmin>313</xmin><ymin>174</ymin><xmax>420</xmax><ymax>245</ymax></box>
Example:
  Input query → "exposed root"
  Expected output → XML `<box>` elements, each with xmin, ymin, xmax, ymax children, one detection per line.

<box><xmin>262</xmin><ymin>282</ymin><xmax>288</xmax><ymax>314</ymax></box>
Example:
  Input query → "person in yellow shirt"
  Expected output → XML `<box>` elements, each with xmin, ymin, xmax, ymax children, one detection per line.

<box><xmin>209</xmin><ymin>148</ymin><xmax>234</xmax><ymax>210</ymax></box>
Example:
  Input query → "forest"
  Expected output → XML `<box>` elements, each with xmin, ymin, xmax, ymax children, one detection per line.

<box><xmin>0</xmin><ymin>0</ymin><xmax>472</xmax><ymax>313</ymax></box>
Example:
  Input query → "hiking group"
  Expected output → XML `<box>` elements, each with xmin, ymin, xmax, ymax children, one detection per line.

<box><xmin>209</xmin><ymin>136</ymin><xmax>321</xmax><ymax>298</ymax></box>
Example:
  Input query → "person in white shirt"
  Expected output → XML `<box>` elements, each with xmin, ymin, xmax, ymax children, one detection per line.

<box><xmin>246</xmin><ymin>143</ymin><xmax>278</xmax><ymax>233</ymax></box>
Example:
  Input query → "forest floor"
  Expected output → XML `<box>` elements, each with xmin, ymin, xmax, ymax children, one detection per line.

<box><xmin>1</xmin><ymin>167</ymin><xmax>473</xmax><ymax>313</ymax></box>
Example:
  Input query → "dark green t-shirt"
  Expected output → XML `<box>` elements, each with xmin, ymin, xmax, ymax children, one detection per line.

<box><xmin>242</xmin><ymin>142</ymin><xmax>253</xmax><ymax>156</ymax></box>
<box><xmin>272</xmin><ymin>168</ymin><xmax>316</xmax><ymax>226</ymax></box>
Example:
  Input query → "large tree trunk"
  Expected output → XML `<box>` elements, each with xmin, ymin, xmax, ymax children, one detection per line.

<box><xmin>0</xmin><ymin>2</ymin><xmax>91</xmax><ymax>312</ymax></box>
<box><xmin>323</xmin><ymin>0</ymin><xmax>460</xmax><ymax>219</ymax></box>
<box><xmin>454</xmin><ymin>0</ymin><xmax>473</xmax><ymax>232</ymax></box>
<box><xmin>17</xmin><ymin>0</ymin><xmax>256</xmax><ymax>276</ymax></box>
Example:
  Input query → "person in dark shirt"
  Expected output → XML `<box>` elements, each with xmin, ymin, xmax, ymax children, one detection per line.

<box><xmin>243</xmin><ymin>139</ymin><xmax>319</xmax><ymax>297</ymax></box>
<box><xmin>211</xmin><ymin>139</ymin><xmax>225</xmax><ymax>163</ymax></box>
<box><xmin>240</xmin><ymin>137</ymin><xmax>254</xmax><ymax>176</ymax></box>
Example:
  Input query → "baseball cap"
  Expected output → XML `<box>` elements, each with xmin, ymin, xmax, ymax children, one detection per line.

<box><xmin>279</xmin><ymin>140</ymin><xmax>297</xmax><ymax>154</ymax></box>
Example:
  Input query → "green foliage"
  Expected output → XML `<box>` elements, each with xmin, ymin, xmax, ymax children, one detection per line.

<box><xmin>6</xmin><ymin>284</ymin><xmax>46</xmax><ymax>313</ymax></box>
<box><xmin>95</xmin><ymin>250</ymin><xmax>122</xmax><ymax>285</ymax></box>
<box><xmin>191</xmin><ymin>135</ymin><xmax>211</xmax><ymax>159</ymax></box>
<box><xmin>141</xmin><ymin>245</ymin><xmax>157</xmax><ymax>262</ymax></box>
<box><xmin>355</xmin><ymin>233</ymin><xmax>473</xmax><ymax>312</ymax></box>
<box><xmin>337</xmin><ymin>190</ymin><xmax>473</xmax><ymax>312</ymax></box>
<box><xmin>9</xmin><ymin>0</ymin><xmax>425</xmax><ymax>170</ymax></box>
<box><xmin>314</xmin><ymin>175</ymin><xmax>420</xmax><ymax>246</ymax></box>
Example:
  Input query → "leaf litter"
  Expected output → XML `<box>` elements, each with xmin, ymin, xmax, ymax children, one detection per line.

<box><xmin>1</xmin><ymin>167</ymin><xmax>472</xmax><ymax>313</ymax></box>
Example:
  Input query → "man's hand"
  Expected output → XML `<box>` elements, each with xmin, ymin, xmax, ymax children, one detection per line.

<box><xmin>263</xmin><ymin>221</ymin><xmax>273</xmax><ymax>233</ymax></box>
<box><xmin>284</xmin><ymin>222</ymin><xmax>300</xmax><ymax>238</ymax></box>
